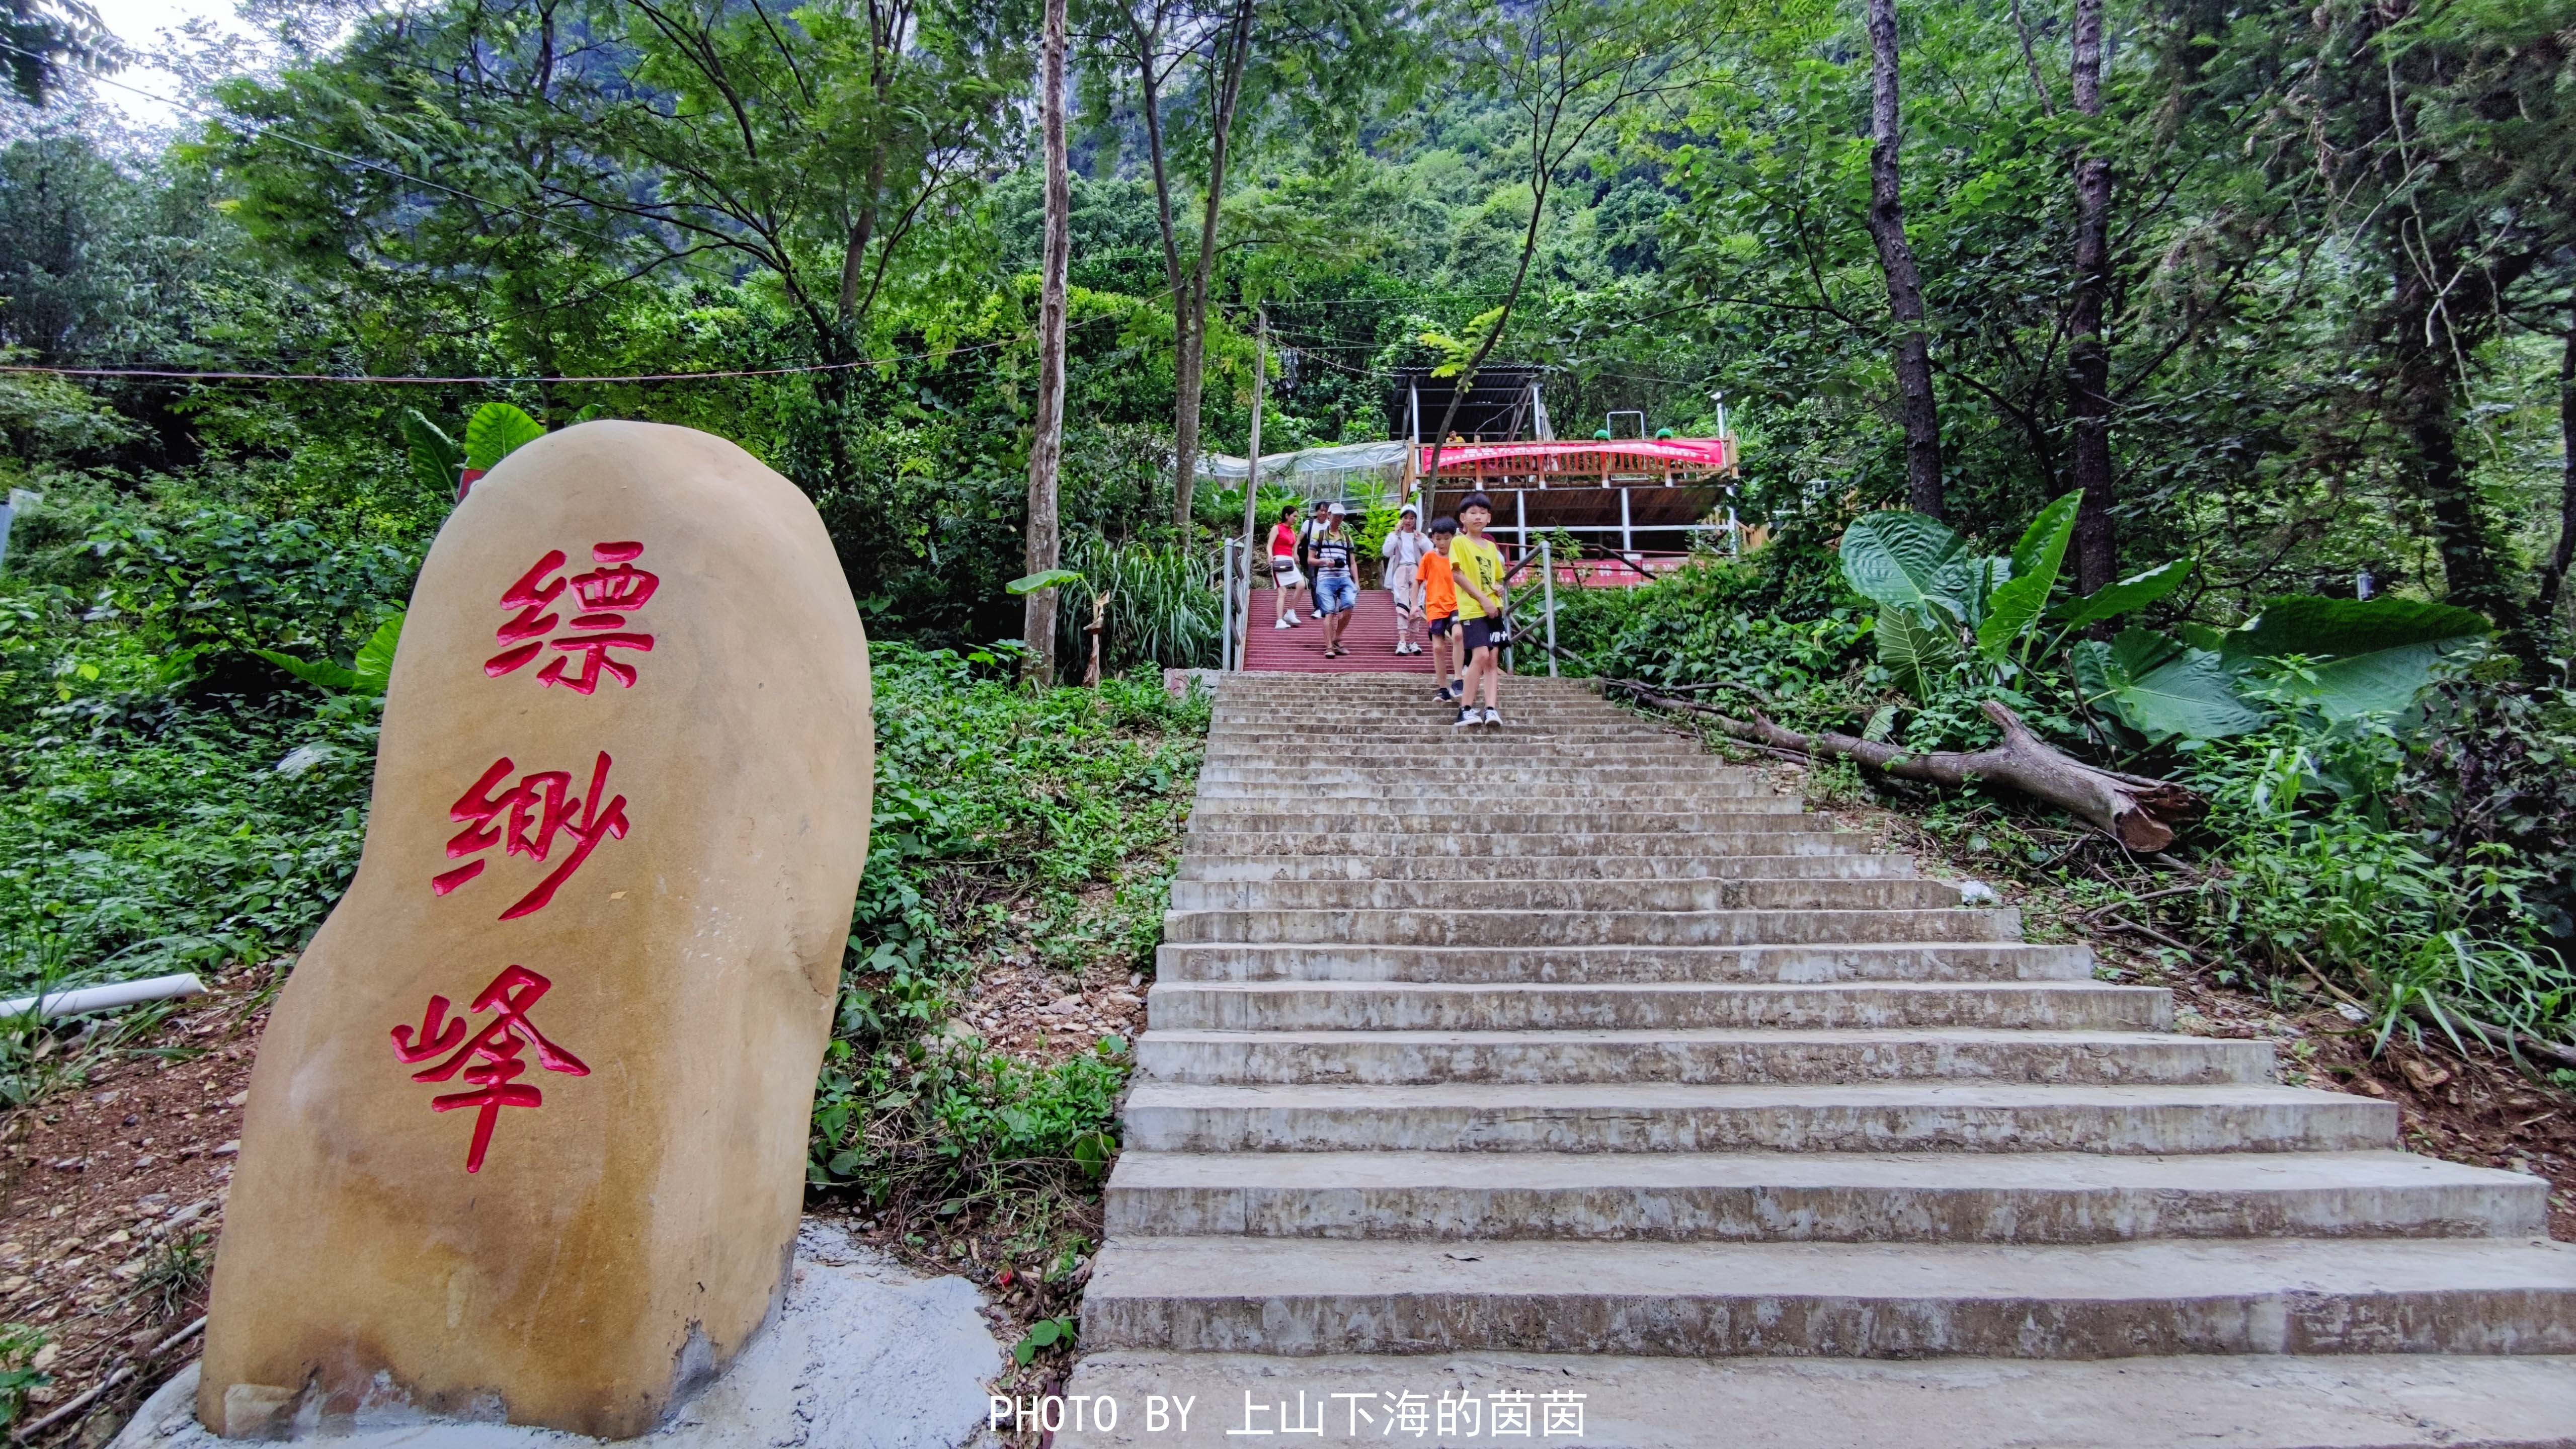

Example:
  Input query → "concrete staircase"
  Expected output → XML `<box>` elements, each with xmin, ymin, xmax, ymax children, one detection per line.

<box><xmin>1064</xmin><ymin>674</ymin><xmax>2576</xmax><ymax>1447</ymax></box>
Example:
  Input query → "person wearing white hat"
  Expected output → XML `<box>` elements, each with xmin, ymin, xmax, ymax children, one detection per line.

<box><xmin>1382</xmin><ymin>503</ymin><xmax>1432</xmax><ymax>656</ymax></box>
<box><xmin>1309</xmin><ymin>502</ymin><xmax>1360</xmax><ymax>657</ymax></box>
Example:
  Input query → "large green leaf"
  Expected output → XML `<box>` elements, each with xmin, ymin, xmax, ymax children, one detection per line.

<box><xmin>2007</xmin><ymin>491</ymin><xmax>2081</xmax><ymax>578</ymax></box>
<box><xmin>1978</xmin><ymin>491</ymin><xmax>2078</xmax><ymax>658</ymax></box>
<box><xmin>2222</xmin><ymin>595</ymin><xmax>2491</xmax><ymax>720</ymax></box>
<box><xmin>2074</xmin><ymin>628</ymin><xmax>2268</xmax><ymax>740</ymax></box>
<box><xmin>1006</xmin><ymin>568</ymin><xmax>1084</xmax><ymax>596</ymax></box>
<box><xmin>1839</xmin><ymin>511</ymin><xmax>1972</xmax><ymax>624</ymax></box>
<box><xmin>403</xmin><ymin>409</ymin><xmax>462</xmax><ymax>500</ymax></box>
<box><xmin>1876</xmin><ymin>605</ymin><xmax>1959</xmax><ymax>701</ymax></box>
<box><xmin>464</xmin><ymin>403</ymin><xmax>545</xmax><ymax>472</ymax></box>
<box><xmin>254</xmin><ymin>649</ymin><xmax>361</xmax><ymax>693</ymax></box>
<box><xmin>352</xmin><ymin>612</ymin><xmax>404</xmax><ymax>694</ymax></box>
<box><xmin>2050</xmin><ymin>557</ymin><xmax>2192</xmax><ymax>628</ymax></box>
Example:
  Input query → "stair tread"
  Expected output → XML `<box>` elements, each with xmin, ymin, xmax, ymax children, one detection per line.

<box><xmin>1137</xmin><ymin>1026</ymin><xmax>2218</xmax><ymax>1047</ymax></box>
<box><xmin>1154</xmin><ymin>979</ymin><xmax>2138</xmax><ymax>994</ymax></box>
<box><xmin>1058</xmin><ymin>1352</ymin><xmax>2576</xmax><ymax>1449</ymax></box>
<box><xmin>1107</xmin><ymin>1147</ymin><xmax>2535</xmax><ymax>1194</ymax></box>
<box><xmin>1086</xmin><ymin>1233</ymin><xmax>2576</xmax><ymax>1301</ymax></box>
<box><xmin>1126</xmin><ymin>1080</ymin><xmax>2354</xmax><ymax>1108</ymax></box>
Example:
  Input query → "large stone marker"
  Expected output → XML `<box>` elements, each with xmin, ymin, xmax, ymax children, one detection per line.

<box><xmin>198</xmin><ymin>422</ymin><xmax>872</xmax><ymax>1439</ymax></box>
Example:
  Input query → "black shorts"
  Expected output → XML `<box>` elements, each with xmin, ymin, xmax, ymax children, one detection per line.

<box><xmin>1428</xmin><ymin>616</ymin><xmax>1454</xmax><ymax>638</ymax></box>
<box><xmin>1460</xmin><ymin>617</ymin><xmax>1498</xmax><ymax>655</ymax></box>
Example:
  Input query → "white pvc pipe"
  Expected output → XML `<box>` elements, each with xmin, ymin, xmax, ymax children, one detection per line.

<box><xmin>1</xmin><ymin>972</ymin><xmax>206</xmax><ymax>1020</ymax></box>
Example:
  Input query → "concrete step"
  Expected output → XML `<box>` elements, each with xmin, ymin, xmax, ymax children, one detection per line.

<box><xmin>1184</xmin><ymin>830</ymin><xmax>1867</xmax><ymax>858</ymax></box>
<box><xmin>1178</xmin><ymin>853</ymin><xmax>1921</xmax><ymax>882</ymax></box>
<box><xmin>1145</xmin><ymin>981</ymin><xmax>2168</xmax><ymax>1032</ymax></box>
<box><xmin>1169</xmin><ymin>877</ymin><xmax>1968</xmax><ymax>912</ymax></box>
<box><xmin>1102</xmin><ymin>1149</ymin><xmax>2548</xmax><ymax>1242</ymax></box>
<box><xmin>1161</xmin><ymin>907</ymin><xmax>2022</xmax><ymax>948</ymax></box>
<box><xmin>1217</xmin><ymin>702</ymin><xmax>1626</xmax><ymax>716</ymax></box>
<box><xmin>1155</xmin><ymin>941</ymin><xmax>2097</xmax><ymax>984</ymax></box>
<box><xmin>1206</xmin><ymin>734</ymin><xmax>1704</xmax><ymax>753</ymax></box>
<box><xmin>1120</xmin><ymin>1082</ymin><xmax>2392</xmax><ymax>1155</ymax></box>
<box><xmin>1132</xmin><ymin>1027</ymin><xmax>2269</xmax><ymax>1087</ymax></box>
<box><xmin>1187</xmin><ymin>811</ymin><xmax>1820</xmax><ymax>835</ymax></box>
<box><xmin>1206</xmin><ymin>724</ymin><xmax>1699</xmax><ymax>742</ymax></box>
<box><xmin>1079</xmin><ymin>1235</ymin><xmax>2576</xmax><ymax>1357</ymax></box>
<box><xmin>1192</xmin><ymin>780</ymin><xmax>1777</xmax><ymax>801</ymax></box>
<box><xmin>1190</xmin><ymin>789</ymin><xmax>1813</xmax><ymax>815</ymax></box>
<box><xmin>1193</xmin><ymin>766</ymin><xmax>1764</xmax><ymax>786</ymax></box>
<box><xmin>1058</xmin><ymin>1350</ymin><xmax>2576</xmax><ymax>1449</ymax></box>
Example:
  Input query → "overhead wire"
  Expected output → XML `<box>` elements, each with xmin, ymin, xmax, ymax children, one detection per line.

<box><xmin>1</xmin><ymin>314</ymin><xmax>1123</xmax><ymax>385</ymax></box>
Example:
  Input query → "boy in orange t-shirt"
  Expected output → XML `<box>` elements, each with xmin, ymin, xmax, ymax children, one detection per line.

<box><xmin>1418</xmin><ymin>515</ymin><xmax>1462</xmax><ymax>702</ymax></box>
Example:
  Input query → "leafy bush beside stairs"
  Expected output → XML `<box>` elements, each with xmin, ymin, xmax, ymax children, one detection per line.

<box><xmin>808</xmin><ymin>642</ymin><xmax>1208</xmax><ymax>1205</ymax></box>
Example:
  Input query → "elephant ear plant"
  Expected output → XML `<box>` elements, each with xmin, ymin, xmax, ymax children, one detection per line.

<box><xmin>1838</xmin><ymin>491</ymin><xmax>2192</xmax><ymax>706</ymax></box>
<box><xmin>1840</xmin><ymin>493</ymin><xmax>2492</xmax><ymax>750</ymax></box>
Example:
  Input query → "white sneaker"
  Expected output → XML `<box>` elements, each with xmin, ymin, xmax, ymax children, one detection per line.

<box><xmin>1273</xmin><ymin>616</ymin><xmax>1292</xmax><ymax>629</ymax></box>
<box><xmin>1287</xmin><ymin>611</ymin><xmax>1303</xmax><ymax>625</ymax></box>
<box><xmin>1482</xmin><ymin>707</ymin><xmax>1503</xmax><ymax>726</ymax></box>
<box><xmin>1454</xmin><ymin>708</ymin><xmax>1478</xmax><ymax>728</ymax></box>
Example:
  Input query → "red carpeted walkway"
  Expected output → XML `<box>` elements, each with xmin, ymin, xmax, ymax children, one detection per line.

<box><xmin>1242</xmin><ymin>588</ymin><xmax>1434</xmax><ymax>673</ymax></box>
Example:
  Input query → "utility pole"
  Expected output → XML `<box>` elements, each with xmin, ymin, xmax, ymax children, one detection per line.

<box><xmin>1240</xmin><ymin>308</ymin><xmax>1267</xmax><ymax>571</ymax></box>
<box><xmin>1231</xmin><ymin>310</ymin><xmax>1266</xmax><ymax>670</ymax></box>
<box><xmin>1021</xmin><ymin>0</ymin><xmax>1070</xmax><ymax>684</ymax></box>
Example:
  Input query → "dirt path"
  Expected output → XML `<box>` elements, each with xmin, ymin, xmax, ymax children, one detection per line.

<box><xmin>1</xmin><ymin>969</ymin><xmax>268</xmax><ymax>1441</ymax></box>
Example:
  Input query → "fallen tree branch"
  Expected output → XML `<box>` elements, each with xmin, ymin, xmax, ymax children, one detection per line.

<box><xmin>2099</xmin><ymin>912</ymin><xmax>2204</xmax><ymax>957</ymax></box>
<box><xmin>1608</xmin><ymin>681</ymin><xmax>2207</xmax><ymax>852</ymax></box>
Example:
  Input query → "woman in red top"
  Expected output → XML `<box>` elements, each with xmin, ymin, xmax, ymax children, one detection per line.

<box><xmin>1267</xmin><ymin>503</ymin><xmax>1305</xmax><ymax>628</ymax></box>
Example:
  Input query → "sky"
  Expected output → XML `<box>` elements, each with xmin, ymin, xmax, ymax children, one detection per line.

<box><xmin>86</xmin><ymin>0</ymin><xmax>269</xmax><ymax>128</ymax></box>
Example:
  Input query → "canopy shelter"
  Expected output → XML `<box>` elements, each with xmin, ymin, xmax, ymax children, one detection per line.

<box><xmin>1387</xmin><ymin>366</ymin><xmax>1552</xmax><ymax>443</ymax></box>
<box><xmin>1202</xmin><ymin>440</ymin><xmax>1409</xmax><ymax>503</ymax></box>
<box><xmin>1414</xmin><ymin>438</ymin><xmax>1742</xmax><ymax>560</ymax></box>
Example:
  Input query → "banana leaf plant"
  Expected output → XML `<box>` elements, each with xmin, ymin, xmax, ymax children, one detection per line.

<box><xmin>409</xmin><ymin>403</ymin><xmax>546</xmax><ymax>504</ymax></box>
<box><xmin>1008</xmin><ymin>568</ymin><xmax>1113</xmax><ymax>687</ymax></box>
<box><xmin>1839</xmin><ymin>492</ymin><xmax>2190</xmax><ymax>700</ymax></box>
<box><xmin>1840</xmin><ymin>498</ymin><xmax>2491</xmax><ymax>745</ymax></box>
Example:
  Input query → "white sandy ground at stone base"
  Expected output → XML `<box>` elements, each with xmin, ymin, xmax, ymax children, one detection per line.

<box><xmin>1057</xmin><ymin>1350</ymin><xmax>2576</xmax><ymax>1449</ymax></box>
<box><xmin>113</xmin><ymin>1223</ymin><xmax>1002</xmax><ymax>1448</ymax></box>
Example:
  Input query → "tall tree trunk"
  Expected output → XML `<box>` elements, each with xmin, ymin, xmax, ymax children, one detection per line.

<box><xmin>1134</xmin><ymin>19</ymin><xmax>1185</xmax><ymax>315</ymax></box>
<box><xmin>2535</xmin><ymin>317</ymin><xmax>2576</xmax><ymax>633</ymax></box>
<box><xmin>1864</xmin><ymin>0</ymin><xmax>1945</xmax><ymax>519</ymax></box>
<box><xmin>1022</xmin><ymin>0</ymin><xmax>1070</xmax><ymax>684</ymax></box>
<box><xmin>2386</xmin><ymin>249</ymin><xmax>2514</xmax><ymax>632</ymax></box>
<box><xmin>1170</xmin><ymin>0</ymin><xmax>1256</xmax><ymax>536</ymax></box>
<box><xmin>2067</xmin><ymin>0</ymin><xmax>2117</xmax><ymax>593</ymax></box>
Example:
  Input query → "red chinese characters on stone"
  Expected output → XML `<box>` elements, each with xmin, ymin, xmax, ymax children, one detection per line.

<box><xmin>431</xmin><ymin>752</ymin><xmax>630</xmax><ymax>919</ymax></box>
<box><xmin>389</xmin><ymin>964</ymin><xmax>590</xmax><ymax>1173</ymax></box>
<box><xmin>485</xmin><ymin>542</ymin><xmax>658</xmax><ymax>693</ymax></box>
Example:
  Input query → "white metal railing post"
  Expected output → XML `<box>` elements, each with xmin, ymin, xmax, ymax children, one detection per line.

<box><xmin>1219</xmin><ymin>539</ymin><xmax>1239</xmax><ymax>671</ymax></box>
<box><xmin>1540</xmin><ymin>538</ymin><xmax>1558</xmax><ymax>677</ymax></box>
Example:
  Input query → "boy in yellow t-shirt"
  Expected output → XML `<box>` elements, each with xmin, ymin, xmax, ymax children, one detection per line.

<box><xmin>1447</xmin><ymin>491</ymin><xmax>1507</xmax><ymax>727</ymax></box>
